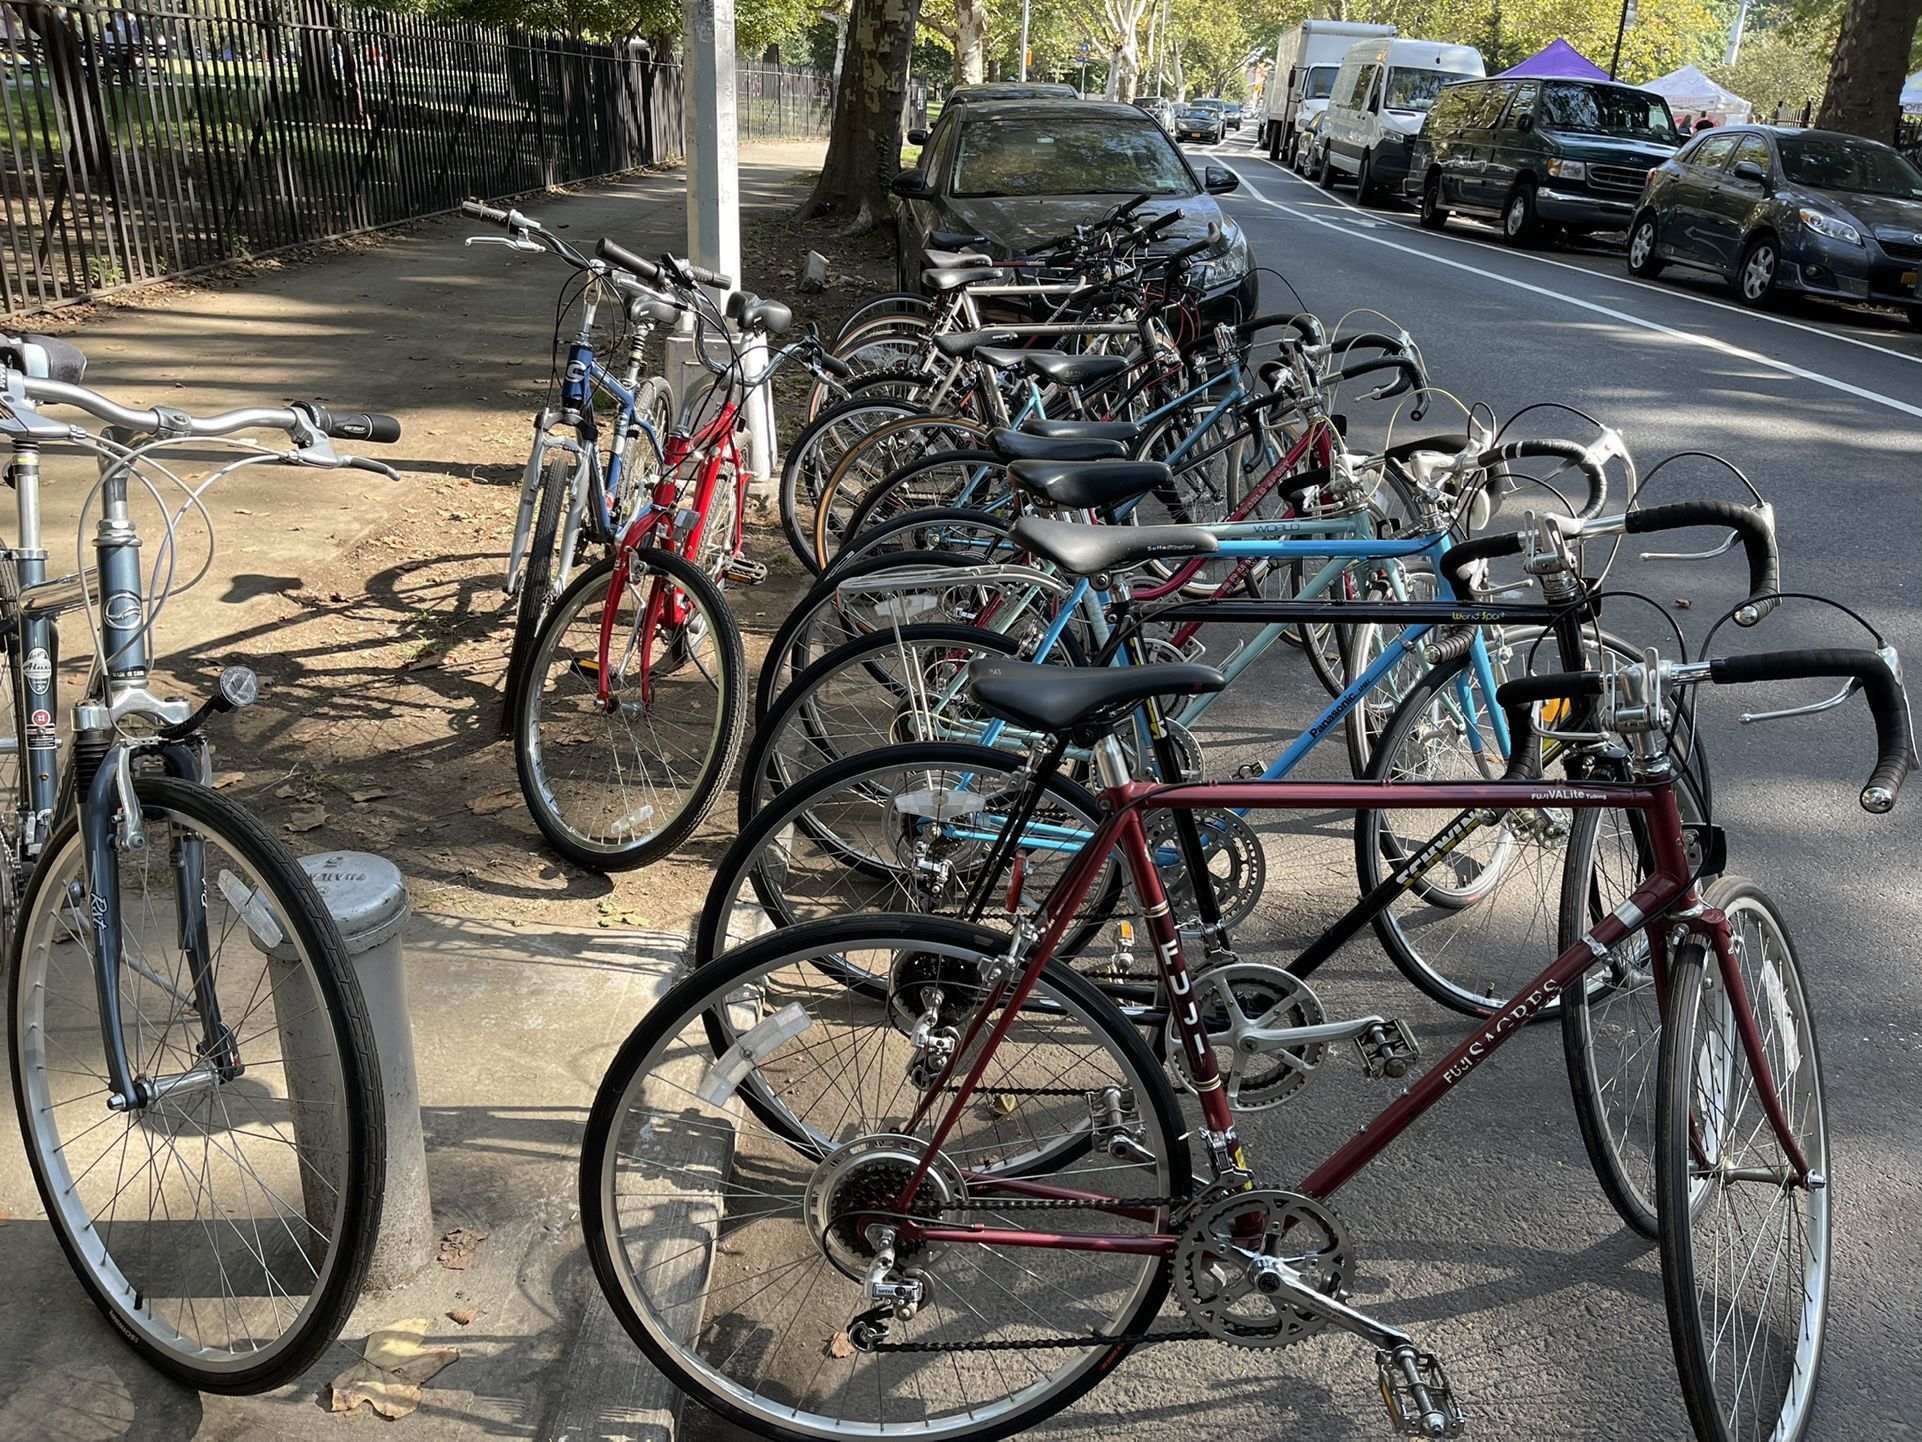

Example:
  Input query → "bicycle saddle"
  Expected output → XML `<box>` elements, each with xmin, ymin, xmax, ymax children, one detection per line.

<box><xmin>1009</xmin><ymin>458</ymin><xmax>1172</xmax><ymax>512</ymax></box>
<box><xmin>1023</xmin><ymin>352</ymin><xmax>1130</xmax><ymax>388</ymax></box>
<box><xmin>726</xmin><ymin>291</ymin><xmax>792</xmax><ymax>334</ymax></box>
<box><xmin>972</xmin><ymin>346</ymin><xmax>1038</xmax><ymax>371</ymax></box>
<box><xmin>967</xmin><ymin>658</ymin><xmax>1226</xmax><ymax>739</ymax></box>
<box><xmin>1020</xmin><ymin>417</ymin><xmax>1142</xmax><ymax>447</ymax></box>
<box><xmin>0</xmin><ymin>332</ymin><xmax>87</xmax><ymax>384</ymax></box>
<box><xmin>923</xmin><ymin>265</ymin><xmax>1007</xmax><ymax>292</ymax></box>
<box><xmin>932</xmin><ymin>329</ymin><xmax>1021</xmax><ymax>361</ymax></box>
<box><xmin>986</xmin><ymin>428</ymin><xmax>1127</xmax><ymax>463</ymax></box>
<box><xmin>1011</xmin><ymin>514</ymin><xmax>1216</xmax><ymax>577</ymax></box>
<box><xmin>924</xmin><ymin>247</ymin><xmax>994</xmax><ymax>268</ymax></box>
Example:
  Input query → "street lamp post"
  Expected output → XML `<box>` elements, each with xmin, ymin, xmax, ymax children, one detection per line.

<box><xmin>1608</xmin><ymin>0</ymin><xmax>1637</xmax><ymax>80</ymax></box>
<box><xmin>1018</xmin><ymin>0</ymin><xmax>1030</xmax><ymax>79</ymax></box>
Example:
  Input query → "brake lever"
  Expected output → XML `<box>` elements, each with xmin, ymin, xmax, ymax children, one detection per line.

<box><xmin>1639</xmin><ymin>501</ymin><xmax>1775</xmax><ymax>562</ymax></box>
<box><xmin>464</xmin><ymin>235</ymin><xmax>543</xmax><ymax>252</ymax></box>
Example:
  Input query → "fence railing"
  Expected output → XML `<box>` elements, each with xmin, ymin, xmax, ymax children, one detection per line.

<box><xmin>1</xmin><ymin>0</ymin><xmax>833</xmax><ymax>316</ymax></box>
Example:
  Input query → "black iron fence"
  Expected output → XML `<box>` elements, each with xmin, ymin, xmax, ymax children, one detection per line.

<box><xmin>1</xmin><ymin>0</ymin><xmax>832</xmax><ymax>316</ymax></box>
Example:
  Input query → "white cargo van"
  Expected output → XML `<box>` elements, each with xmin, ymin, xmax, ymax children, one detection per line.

<box><xmin>1260</xmin><ymin>20</ymin><xmax>1397</xmax><ymax>164</ymax></box>
<box><xmin>1314</xmin><ymin>37</ymin><xmax>1484</xmax><ymax>203</ymax></box>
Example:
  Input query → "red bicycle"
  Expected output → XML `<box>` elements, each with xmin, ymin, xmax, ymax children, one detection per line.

<box><xmin>578</xmin><ymin>637</ymin><xmax>1909</xmax><ymax>1440</ymax></box>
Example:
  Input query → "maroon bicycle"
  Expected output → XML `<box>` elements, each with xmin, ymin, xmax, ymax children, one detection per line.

<box><xmin>578</xmin><ymin>638</ymin><xmax>1908</xmax><ymax>1442</ymax></box>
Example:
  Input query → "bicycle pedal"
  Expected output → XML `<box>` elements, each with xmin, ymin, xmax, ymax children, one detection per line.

<box><xmin>724</xmin><ymin>555</ymin><xmax>769</xmax><ymax>586</ymax></box>
<box><xmin>1376</xmin><ymin>1345</ymin><xmax>1466</xmax><ymax>1438</ymax></box>
<box><xmin>567</xmin><ymin>657</ymin><xmax>601</xmax><ymax>683</ymax></box>
<box><xmin>1354</xmin><ymin>1019</ymin><xmax>1419</xmax><ymax>1081</ymax></box>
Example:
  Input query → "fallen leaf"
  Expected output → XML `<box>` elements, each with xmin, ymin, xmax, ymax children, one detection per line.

<box><xmin>285</xmin><ymin>806</ymin><xmax>327</xmax><ymax>833</ymax></box>
<box><xmin>467</xmin><ymin>789</ymin><xmax>519</xmax><ymax>816</ymax></box>
<box><xmin>1673</xmin><ymin>597</ymin><xmax>1693</xmax><ymax>609</ymax></box>
<box><xmin>827</xmin><ymin>1331</ymin><xmax>856</xmax><ymax>1359</ymax></box>
<box><xmin>212</xmin><ymin>772</ymin><xmax>244</xmax><ymax>790</ymax></box>
<box><xmin>272</xmin><ymin>782</ymin><xmax>304</xmax><ymax>799</ymax></box>
<box><xmin>438</xmin><ymin>1226</ymin><xmax>489</xmax><ymax>1270</ymax></box>
<box><xmin>328</xmin><ymin>1317</ymin><xmax>460</xmax><ymax>1420</ymax></box>
<box><xmin>350</xmin><ymin>788</ymin><xmax>390</xmax><ymax>804</ymax></box>
<box><xmin>446</xmin><ymin>1308</ymin><xmax>477</xmax><ymax>1326</ymax></box>
<box><xmin>405</xmin><ymin>651</ymin><xmax>443</xmax><ymax>672</ymax></box>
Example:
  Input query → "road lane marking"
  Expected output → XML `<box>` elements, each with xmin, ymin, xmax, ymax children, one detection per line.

<box><xmin>1225</xmin><ymin>164</ymin><xmax>1922</xmax><ymax>425</ymax></box>
<box><xmin>1247</xmin><ymin>158</ymin><xmax>1922</xmax><ymax>373</ymax></box>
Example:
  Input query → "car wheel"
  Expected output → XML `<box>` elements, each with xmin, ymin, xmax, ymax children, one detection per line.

<box><xmin>1317</xmin><ymin>148</ymin><xmax>1336</xmax><ymax>189</ymax></box>
<box><xmin>1501</xmin><ymin>183</ymin><xmax>1541</xmax><ymax>247</ymax></box>
<box><xmin>1267</xmin><ymin>123</ymin><xmax>1283</xmax><ymax>162</ymax></box>
<box><xmin>1354</xmin><ymin>150</ymin><xmax>1376</xmax><ymax>204</ymax></box>
<box><xmin>1419</xmin><ymin>173</ymin><xmax>1449</xmax><ymax>230</ymax></box>
<box><xmin>1735</xmin><ymin>233</ymin><xmax>1780</xmax><ymax>308</ymax></box>
<box><xmin>1625</xmin><ymin>212</ymin><xmax>1665</xmax><ymax>277</ymax></box>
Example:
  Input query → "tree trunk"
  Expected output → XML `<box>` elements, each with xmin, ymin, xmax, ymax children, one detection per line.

<box><xmin>798</xmin><ymin>0</ymin><xmax>922</xmax><ymax>233</ymax></box>
<box><xmin>954</xmin><ymin>0</ymin><xmax>985</xmax><ymax>84</ymax></box>
<box><xmin>1814</xmin><ymin>0</ymin><xmax>1922</xmax><ymax>139</ymax></box>
<box><xmin>9</xmin><ymin>0</ymin><xmax>113</xmax><ymax>184</ymax></box>
<box><xmin>1107</xmin><ymin>39</ymin><xmax>1139</xmax><ymax>100</ymax></box>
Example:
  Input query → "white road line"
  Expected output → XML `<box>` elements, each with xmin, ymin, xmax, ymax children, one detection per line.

<box><xmin>1244</xmin><ymin>156</ymin><xmax>1922</xmax><ymax>372</ymax></box>
<box><xmin>1225</xmin><ymin>163</ymin><xmax>1922</xmax><ymax>425</ymax></box>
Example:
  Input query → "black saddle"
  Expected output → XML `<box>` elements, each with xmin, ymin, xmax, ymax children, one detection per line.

<box><xmin>1023</xmin><ymin>352</ymin><xmax>1131</xmax><ymax>388</ymax></box>
<box><xmin>1012</xmin><ymin>515</ymin><xmax>1216</xmax><ymax>578</ymax></box>
<box><xmin>0</xmin><ymin>332</ymin><xmax>87</xmax><ymax>384</ymax></box>
<box><xmin>1021</xmin><ymin>418</ymin><xmax>1142</xmax><ymax>447</ymax></box>
<box><xmin>986</xmin><ymin>428</ymin><xmax>1127</xmax><ymax>463</ymax></box>
<box><xmin>923</xmin><ymin>265</ymin><xmax>1007</xmax><ymax>292</ymax></box>
<box><xmin>972</xmin><ymin>345</ymin><xmax>1038</xmax><ymax>371</ymax></box>
<box><xmin>968</xmin><ymin>659</ymin><xmax>1227</xmax><ymax>739</ymax></box>
<box><xmin>933</xmin><ymin>329</ymin><xmax>1021</xmax><ymax>361</ymax></box>
<box><xmin>1009</xmin><ymin>458</ymin><xmax>1172</xmax><ymax>512</ymax></box>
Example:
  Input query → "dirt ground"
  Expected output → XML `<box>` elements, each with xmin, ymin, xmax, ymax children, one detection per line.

<box><xmin>37</xmin><ymin>152</ymin><xmax>901</xmax><ymax>938</ymax></box>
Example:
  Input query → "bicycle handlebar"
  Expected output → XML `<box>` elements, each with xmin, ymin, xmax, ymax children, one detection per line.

<box><xmin>1481</xmin><ymin>439</ymin><xmax>1609</xmax><ymax>519</ymax></box>
<box><xmin>1625</xmin><ymin>501</ymin><xmax>1779</xmax><ymax>625</ymax></box>
<box><xmin>300</xmin><ymin>402</ymin><xmax>402</xmax><ymax>445</ymax></box>
<box><xmin>9</xmin><ymin>375</ymin><xmax>400</xmax><ymax>447</ymax></box>
<box><xmin>597</xmin><ymin>237</ymin><xmax>663</xmax><ymax>285</ymax></box>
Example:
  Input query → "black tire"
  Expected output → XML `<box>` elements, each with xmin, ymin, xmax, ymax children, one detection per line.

<box><xmin>834</xmin><ymin>291</ymin><xmax>933</xmax><ymax>347</ymax></box>
<box><xmin>1267</xmin><ymin>120</ymin><xmax>1285</xmax><ymax>162</ymax></box>
<box><xmin>1354</xmin><ymin>148</ymin><xmax>1377</xmax><ymax>204</ymax></box>
<box><xmin>500</xmin><ymin>453</ymin><xmax>568</xmax><ymax>739</ymax></box>
<box><xmin>1907</xmin><ymin>306</ymin><xmax>1922</xmax><ymax>332</ymax></box>
<box><xmin>581</xmin><ymin>913</ymin><xmax>1189</xmax><ymax>1442</ymax></box>
<box><xmin>1419</xmin><ymin>172</ymin><xmax>1449</xmax><ymax>230</ymax></box>
<box><xmin>779</xmin><ymin>396</ymin><xmax>924</xmax><ymax>570</ymax></box>
<box><xmin>1734</xmin><ymin>232</ymin><xmax>1782</xmax><ymax>308</ymax></box>
<box><xmin>1317</xmin><ymin>147</ymin><xmax>1337</xmax><ymax>188</ymax></box>
<box><xmin>515</xmin><ymin>549</ymin><xmax>745</xmax><ymax>871</ymax></box>
<box><xmin>1625</xmin><ymin>211</ymin><xmax>1666</xmax><ymax>277</ymax></box>
<box><xmin>9</xmin><ymin>776</ymin><xmax>384</xmax><ymax>1392</ymax></box>
<box><xmin>836</xmin><ymin>447</ymin><xmax>1010</xmax><ymax>563</ymax></box>
<box><xmin>1657</xmin><ymin>879</ymin><xmax>1828</xmax><ymax>1442</ymax></box>
<box><xmin>812</xmin><ymin>414</ymin><xmax>991</xmax><ymax>570</ymax></box>
<box><xmin>1501</xmin><ymin>183</ymin><xmax>1541</xmax><ymax>247</ymax></box>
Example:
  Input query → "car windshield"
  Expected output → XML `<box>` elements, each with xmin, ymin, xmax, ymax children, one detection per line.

<box><xmin>1304</xmin><ymin>66</ymin><xmax>1337</xmax><ymax>99</ymax></box>
<box><xmin>1778</xmin><ymin>135</ymin><xmax>1922</xmax><ymax>199</ymax></box>
<box><xmin>1539</xmin><ymin>82</ymin><xmax>1676</xmax><ymax>141</ymax></box>
<box><xmin>1382</xmin><ymin>67</ymin><xmax>1459</xmax><ymax>113</ymax></box>
<box><xmin>952</xmin><ymin>115</ymin><xmax>1195</xmax><ymax>197</ymax></box>
<box><xmin>1194</xmin><ymin>100</ymin><xmax>1225</xmax><ymax>113</ymax></box>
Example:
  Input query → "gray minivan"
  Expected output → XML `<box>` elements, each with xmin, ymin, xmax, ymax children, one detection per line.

<box><xmin>1410</xmin><ymin>76</ymin><xmax>1679</xmax><ymax>246</ymax></box>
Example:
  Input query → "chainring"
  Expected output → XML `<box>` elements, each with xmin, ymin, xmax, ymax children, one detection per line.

<box><xmin>1172</xmin><ymin>1188</ymin><xmax>1353</xmax><ymax>1347</ymax></box>
<box><xmin>1148</xmin><ymin>809</ymin><xmax>1266</xmax><ymax>929</ymax></box>
<box><xmin>1168</xmin><ymin>961</ymin><xmax>1327</xmax><ymax>1110</ymax></box>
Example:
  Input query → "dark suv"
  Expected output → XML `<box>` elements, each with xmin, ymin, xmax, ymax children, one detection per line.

<box><xmin>1627</xmin><ymin>125</ymin><xmax>1922</xmax><ymax>325</ymax></box>
<box><xmin>1411</xmin><ymin>76</ymin><xmax>1678</xmax><ymax>246</ymax></box>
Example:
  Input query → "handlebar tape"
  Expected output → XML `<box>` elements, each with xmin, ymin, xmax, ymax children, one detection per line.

<box><xmin>1493</xmin><ymin>671</ymin><xmax>1604</xmax><ymax>780</ymax></box>
<box><xmin>1711</xmin><ymin>648</ymin><xmax>1913</xmax><ymax>811</ymax></box>
<box><xmin>1625</xmin><ymin>501</ymin><xmax>1780</xmax><ymax>625</ymax></box>
<box><xmin>1479</xmin><ymin>439</ymin><xmax>1608</xmax><ymax>519</ymax></box>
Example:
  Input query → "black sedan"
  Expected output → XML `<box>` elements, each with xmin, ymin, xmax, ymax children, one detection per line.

<box><xmin>891</xmin><ymin>98</ymin><xmax>1256</xmax><ymax>320</ymax></box>
<box><xmin>1175</xmin><ymin>106</ymin><xmax>1225</xmax><ymax>144</ymax></box>
<box><xmin>1627</xmin><ymin>125</ymin><xmax>1922</xmax><ymax>326</ymax></box>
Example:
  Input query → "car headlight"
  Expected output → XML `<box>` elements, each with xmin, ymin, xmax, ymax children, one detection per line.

<box><xmin>1545</xmin><ymin>159</ymin><xmax>1586</xmax><ymax>181</ymax></box>
<box><xmin>1798</xmin><ymin>207</ymin><xmax>1862</xmax><ymax>245</ymax></box>
<box><xmin>1193</xmin><ymin>229</ymin><xmax>1252</xmax><ymax>291</ymax></box>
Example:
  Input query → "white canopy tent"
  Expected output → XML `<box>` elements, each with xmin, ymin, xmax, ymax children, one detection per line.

<box><xmin>1902</xmin><ymin>69</ymin><xmax>1922</xmax><ymax>113</ymax></box>
<box><xmin>1643</xmin><ymin>64</ymin><xmax>1753</xmax><ymax>128</ymax></box>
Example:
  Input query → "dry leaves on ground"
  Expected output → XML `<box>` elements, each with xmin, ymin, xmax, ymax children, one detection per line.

<box><xmin>328</xmin><ymin>1317</ymin><xmax>460</xmax><ymax>1420</ymax></box>
<box><xmin>438</xmin><ymin>1226</ymin><xmax>489</xmax><ymax>1270</ymax></box>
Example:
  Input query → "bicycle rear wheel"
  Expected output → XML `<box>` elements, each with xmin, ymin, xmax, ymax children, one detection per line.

<box><xmin>515</xmin><ymin>549</ymin><xmax>745</xmax><ymax>871</ymax></box>
<box><xmin>780</xmin><ymin>397</ymin><xmax>923</xmax><ymax>570</ymax></box>
<box><xmin>1658</xmin><ymin>878</ymin><xmax>1828</xmax><ymax>1442</ymax></box>
<box><xmin>580</xmin><ymin>914</ymin><xmax>1188</xmax><ymax>1442</ymax></box>
<box><xmin>9</xmin><ymin>776</ymin><xmax>384</xmax><ymax>1391</ymax></box>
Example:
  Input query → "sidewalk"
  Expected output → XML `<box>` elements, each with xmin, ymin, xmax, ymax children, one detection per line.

<box><xmin>0</xmin><ymin>146</ymin><xmax>836</xmax><ymax>1439</ymax></box>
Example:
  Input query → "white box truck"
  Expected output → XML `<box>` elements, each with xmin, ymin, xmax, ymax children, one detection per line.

<box><xmin>1261</xmin><ymin>19</ymin><xmax>1398</xmax><ymax>162</ymax></box>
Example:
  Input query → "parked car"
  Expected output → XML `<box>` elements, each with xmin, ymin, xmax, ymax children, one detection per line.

<box><xmin>908</xmin><ymin>81</ymin><xmax>1082</xmax><ymax>148</ymax></box>
<box><xmin>1260</xmin><ymin>18</ymin><xmax>1398</xmax><ymax>161</ymax></box>
<box><xmin>1222</xmin><ymin>101</ymin><xmax>1243</xmax><ymax>131</ymax></box>
<box><xmin>1175</xmin><ymin>105</ymin><xmax>1225</xmax><ymax>144</ymax></box>
<box><xmin>1134</xmin><ymin>95</ymin><xmax>1177</xmax><ymax>131</ymax></box>
<box><xmin>891</xmin><ymin>98</ymin><xmax>1256</xmax><ymax>320</ymax></box>
<box><xmin>1627</xmin><ymin>125</ymin><xmax>1922</xmax><ymax>325</ymax></box>
<box><xmin>1317</xmin><ymin>36</ymin><xmax>1485</xmax><ymax>202</ymax></box>
<box><xmin>1293</xmin><ymin>111</ymin><xmax>1328</xmax><ymax>175</ymax></box>
<box><xmin>1412</xmin><ymin>76</ymin><xmax>1679</xmax><ymax>246</ymax></box>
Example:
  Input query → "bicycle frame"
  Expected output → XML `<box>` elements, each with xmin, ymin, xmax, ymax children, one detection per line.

<box><xmin>891</xmin><ymin>765</ymin><xmax>1813</xmax><ymax>1256</ymax></box>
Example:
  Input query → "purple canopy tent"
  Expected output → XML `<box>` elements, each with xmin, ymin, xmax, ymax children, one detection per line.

<box><xmin>1497</xmin><ymin>39</ymin><xmax>1609</xmax><ymax>81</ymax></box>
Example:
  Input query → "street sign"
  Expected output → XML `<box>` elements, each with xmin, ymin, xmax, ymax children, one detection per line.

<box><xmin>1078</xmin><ymin>39</ymin><xmax>1091</xmax><ymax>62</ymax></box>
<box><xmin>1624</xmin><ymin>0</ymin><xmax>1637</xmax><ymax>28</ymax></box>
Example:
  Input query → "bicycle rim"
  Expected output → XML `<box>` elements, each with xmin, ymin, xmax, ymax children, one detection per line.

<box><xmin>581</xmin><ymin>915</ymin><xmax>1186</xmax><ymax>1442</ymax></box>
<box><xmin>1659</xmin><ymin>880</ymin><xmax>1828</xmax><ymax>1442</ymax></box>
<box><xmin>9</xmin><ymin>777</ymin><xmax>380</xmax><ymax>1389</ymax></box>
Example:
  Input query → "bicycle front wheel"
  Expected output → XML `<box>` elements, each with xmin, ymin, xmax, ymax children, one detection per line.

<box><xmin>9</xmin><ymin>776</ymin><xmax>384</xmax><ymax>1391</ymax></box>
<box><xmin>581</xmin><ymin>914</ymin><xmax>1188</xmax><ymax>1442</ymax></box>
<box><xmin>516</xmin><ymin>549</ymin><xmax>745</xmax><ymax>870</ymax></box>
<box><xmin>499</xmin><ymin>451</ymin><xmax>570</xmax><ymax>739</ymax></box>
<box><xmin>1659</xmin><ymin>878</ymin><xmax>1829</xmax><ymax>1442</ymax></box>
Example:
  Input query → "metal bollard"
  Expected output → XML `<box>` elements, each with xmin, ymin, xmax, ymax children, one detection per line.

<box><xmin>260</xmin><ymin>850</ymin><xmax>434</xmax><ymax>1292</ymax></box>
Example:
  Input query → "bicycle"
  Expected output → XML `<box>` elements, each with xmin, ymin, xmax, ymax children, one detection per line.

<box><xmin>579</xmin><ymin>632</ymin><xmax>1910</xmax><ymax>1442</ymax></box>
<box><xmin>1</xmin><ymin>334</ymin><xmax>397</xmax><ymax>1391</ymax></box>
